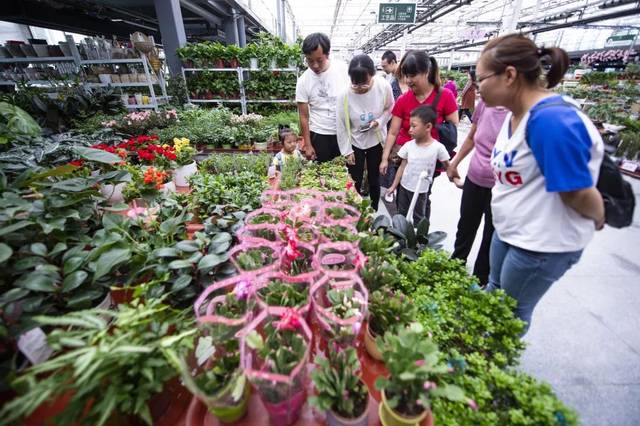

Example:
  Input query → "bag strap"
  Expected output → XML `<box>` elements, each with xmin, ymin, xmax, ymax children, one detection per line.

<box><xmin>343</xmin><ymin>93</ymin><xmax>350</xmax><ymax>137</ymax></box>
<box><xmin>524</xmin><ymin>97</ymin><xmax>580</xmax><ymax>146</ymax></box>
<box><xmin>431</xmin><ymin>88</ymin><xmax>443</xmax><ymax>110</ymax></box>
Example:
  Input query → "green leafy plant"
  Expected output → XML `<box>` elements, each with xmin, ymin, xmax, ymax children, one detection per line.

<box><xmin>235</xmin><ymin>246</ymin><xmax>276</xmax><ymax>271</ymax></box>
<box><xmin>0</xmin><ymin>102</ymin><xmax>41</xmax><ymax>144</ymax></box>
<box><xmin>309</xmin><ymin>346</ymin><xmax>368</xmax><ymax>419</ymax></box>
<box><xmin>375</xmin><ymin>322</ymin><xmax>468</xmax><ymax>416</ymax></box>
<box><xmin>0</xmin><ymin>298</ymin><xmax>196</xmax><ymax>426</ymax></box>
<box><xmin>373</xmin><ymin>214</ymin><xmax>447</xmax><ymax>261</ymax></box>
<box><xmin>368</xmin><ymin>286</ymin><xmax>417</xmax><ymax>337</ymax></box>
<box><xmin>258</xmin><ymin>279</ymin><xmax>309</xmax><ymax>309</ymax></box>
<box><xmin>245</xmin><ymin>322</ymin><xmax>306</xmax><ymax>377</ymax></box>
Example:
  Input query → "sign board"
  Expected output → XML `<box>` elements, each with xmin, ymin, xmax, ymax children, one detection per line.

<box><xmin>378</xmin><ymin>3</ymin><xmax>417</xmax><ymax>24</ymax></box>
<box><xmin>605</xmin><ymin>34</ymin><xmax>637</xmax><ymax>48</ymax></box>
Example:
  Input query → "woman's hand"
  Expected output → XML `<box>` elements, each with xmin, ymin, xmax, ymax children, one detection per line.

<box><xmin>379</xmin><ymin>158</ymin><xmax>389</xmax><ymax>175</ymax></box>
<box><xmin>369</xmin><ymin>120</ymin><xmax>379</xmax><ymax>129</ymax></box>
<box><xmin>345</xmin><ymin>153</ymin><xmax>355</xmax><ymax>165</ymax></box>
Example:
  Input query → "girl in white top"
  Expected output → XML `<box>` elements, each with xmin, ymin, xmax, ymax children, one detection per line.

<box><xmin>477</xmin><ymin>34</ymin><xmax>605</xmax><ymax>333</ymax></box>
<box><xmin>336</xmin><ymin>54</ymin><xmax>394</xmax><ymax>210</ymax></box>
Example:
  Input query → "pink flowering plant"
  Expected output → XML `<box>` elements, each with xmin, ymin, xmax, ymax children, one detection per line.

<box><xmin>375</xmin><ymin>323</ymin><xmax>469</xmax><ymax>417</ymax></box>
<box><xmin>103</xmin><ymin>109</ymin><xmax>179</xmax><ymax>135</ymax></box>
<box><xmin>368</xmin><ymin>286</ymin><xmax>417</xmax><ymax>338</ymax></box>
<box><xmin>309</xmin><ymin>345</ymin><xmax>368</xmax><ymax>419</ymax></box>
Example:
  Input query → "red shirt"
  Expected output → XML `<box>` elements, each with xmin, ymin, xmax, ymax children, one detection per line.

<box><xmin>391</xmin><ymin>88</ymin><xmax>458</xmax><ymax>145</ymax></box>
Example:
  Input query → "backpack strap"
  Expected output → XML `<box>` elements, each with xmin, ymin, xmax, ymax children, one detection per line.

<box><xmin>343</xmin><ymin>93</ymin><xmax>351</xmax><ymax>137</ymax></box>
<box><xmin>524</xmin><ymin>97</ymin><xmax>580</xmax><ymax>146</ymax></box>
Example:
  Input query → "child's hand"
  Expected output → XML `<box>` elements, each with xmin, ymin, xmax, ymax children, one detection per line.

<box><xmin>452</xmin><ymin>177</ymin><xmax>464</xmax><ymax>189</ymax></box>
<box><xmin>384</xmin><ymin>187</ymin><xmax>395</xmax><ymax>203</ymax></box>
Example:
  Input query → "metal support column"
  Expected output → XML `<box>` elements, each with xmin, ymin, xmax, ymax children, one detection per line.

<box><xmin>153</xmin><ymin>0</ymin><xmax>187</xmax><ymax>76</ymax></box>
<box><xmin>237</xmin><ymin>14</ymin><xmax>247</xmax><ymax>47</ymax></box>
<box><xmin>501</xmin><ymin>0</ymin><xmax>524</xmax><ymax>35</ymax></box>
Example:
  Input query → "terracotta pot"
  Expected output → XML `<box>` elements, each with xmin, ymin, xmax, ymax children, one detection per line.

<box><xmin>24</xmin><ymin>392</ymin><xmax>73</xmax><ymax>426</ymax></box>
<box><xmin>186</xmin><ymin>222</ymin><xmax>204</xmax><ymax>240</ymax></box>
<box><xmin>326</xmin><ymin>393</ymin><xmax>370</xmax><ymax>426</ymax></box>
<box><xmin>110</xmin><ymin>287</ymin><xmax>135</xmax><ymax>305</ymax></box>
<box><xmin>364</xmin><ymin>322</ymin><xmax>383</xmax><ymax>361</ymax></box>
<box><xmin>150</xmin><ymin>377</ymin><xmax>193</xmax><ymax>426</ymax></box>
<box><xmin>379</xmin><ymin>390</ymin><xmax>428</xmax><ymax>426</ymax></box>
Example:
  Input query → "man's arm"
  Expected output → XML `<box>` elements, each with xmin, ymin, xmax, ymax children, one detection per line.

<box><xmin>297</xmin><ymin>102</ymin><xmax>315</xmax><ymax>159</ymax></box>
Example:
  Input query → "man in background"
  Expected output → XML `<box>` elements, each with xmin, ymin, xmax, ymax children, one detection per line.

<box><xmin>381</xmin><ymin>50</ymin><xmax>402</xmax><ymax>101</ymax></box>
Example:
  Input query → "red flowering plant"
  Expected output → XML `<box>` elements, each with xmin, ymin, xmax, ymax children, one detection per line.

<box><xmin>116</xmin><ymin>135</ymin><xmax>177</xmax><ymax>169</ymax></box>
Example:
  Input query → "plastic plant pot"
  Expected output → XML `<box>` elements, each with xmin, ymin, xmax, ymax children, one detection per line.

<box><xmin>229</xmin><ymin>242</ymin><xmax>280</xmax><ymax>276</ymax></box>
<box><xmin>318</xmin><ymin>223</ymin><xmax>359</xmax><ymax>245</ymax></box>
<box><xmin>280</xmin><ymin>223</ymin><xmax>319</xmax><ymax>247</ymax></box>
<box><xmin>284</xmin><ymin>198</ymin><xmax>324</xmax><ymax>227</ymax></box>
<box><xmin>310</xmin><ymin>273</ymin><xmax>368</xmax><ymax>347</ymax></box>
<box><xmin>236</xmin><ymin>223</ymin><xmax>282</xmax><ymax>245</ymax></box>
<box><xmin>255</xmin><ymin>271</ymin><xmax>314</xmax><ymax>319</ymax></box>
<box><xmin>280</xmin><ymin>240</ymin><xmax>318</xmax><ymax>281</ymax></box>
<box><xmin>238</xmin><ymin>307</ymin><xmax>313</xmax><ymax>426</ymax></box>
<box><xmin>379</xmin><ymin>389</ymin><xmax>428</xmax><ymax>426</ymax></box>
<box><xmin>323</xmin><ymin>202</ymin><xmax>361</xmax><ymax>226</ymax></box>
<box><xmin>314</xmin><ymin>242</ymin><xmax>367</xmax><ymax>278</ymax></box>
<box><xmin>194</xmin><ymin>274</ymin><xmax>258</xmax><ymax>343</ymax></box>
<box><xmin>245</xmin><ymin>207</ymin><xmax>283</xmax><ymax>226</ymax></box>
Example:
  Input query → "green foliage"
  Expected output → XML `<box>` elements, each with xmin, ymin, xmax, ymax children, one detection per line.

<box><xmin>278</xmin><ymin>155</ymin><xmax>305</xmax><ymax>190</ymax></box>
<box><xmin>0</xmin><ymin>299</ymin><xmax>196</xmax><ymax>426</ymax></box>
<box><xmin>166</xmin><ymin>74</ymin><xmax>189</xmax><ymax>107</ymax></box>
<box><xmin>200</xmin><ymin>152</ymin><xmax>271</xmax><ymax>175</ymax></box>
<box><xmin>368</xmin><ymin>286</ymin><xmax>417</xmax><ymax>336</ymax></box>
<box><xmin>375</xmin><ymin>323</ymin><xmax>467</xmax><ymax>416</ymax></box>
<box><xmin>189</xmin><ymin>170</ymin><xmax>267</xmax><ymax>216</ymax></box>
<box><xmin>579</xmin><ymin>71</ymin><xmax>617</xmax><ymax>86</ymax></box>
<box><xmin>432</xmin><ymin>352</ymin><xmax>578</xmax><ymax>426</ymax></box>
<box><xmin>246</xmin><ymin>322</ymin><xmax>305</xmax><ymax>376</ymax></box>
<box><xmin>258</xmin><ymin>280</ymin><xmax>308</xmax><ymax>308</ymax></box>
<box><xmin>309</xmin><ymin>347</ymin><xmax>368</xmax><ymax>418</ymax></box>
<box><xmin>616</xmin><ymin>129</ymin><xmax>640</xmax><ymax>159</ymax></box>
<box><xmin>298</xmin><ymin>157</ymin><xmax>350</xmax><ymax>191</ymax></box>
<box><xmin>399</xmin><ymin>250</ymin><xmax>526</xmax><ymax>367</ymax></box>
<box><xmin>0</xmin><ymin>102</ymin><xmax>41</xmax><ymax>143</ymax></box>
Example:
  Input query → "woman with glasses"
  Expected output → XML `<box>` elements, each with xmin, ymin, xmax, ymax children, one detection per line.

<box><xmin>477</xmin><ymin>34</ymin><xmax>605</xmax><ymax>333</ymax></box>
<box><xmin>379</xmin><ymin>50</ymin><xmax>459</xmax><ymax>219</ymax></box>
<box><xmin>336</xmin><ymin>54</ymin><xmax>394</xmax><ymax>211</ymax></box>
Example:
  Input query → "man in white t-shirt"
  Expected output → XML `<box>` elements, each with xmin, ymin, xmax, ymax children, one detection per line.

<box><xmin>296</xmin><ymin>33</ymin><xmax>349</xmax><ymax>162</ymax></box>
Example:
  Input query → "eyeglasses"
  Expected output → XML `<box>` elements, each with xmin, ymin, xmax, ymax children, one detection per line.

<box><xmin>477</xmin><ymin>72</ymin><xmax>499</xmax><ymax>83</ymax></box>
<box><xmin>351</xmin><ymin>80</ymin><xmax>372</xmax><ymax>90</ymax></box>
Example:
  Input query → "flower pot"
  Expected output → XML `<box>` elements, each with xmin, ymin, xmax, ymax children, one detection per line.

<box><xmin>173</xmin><ymin>161</ymin><xmax>198</xmax><ymax>187</ymax></box>
<box><xmin>100</xmin><ymin>182</ymin><xmax>126</xmax><ymax>205</ymax></box>
<box><xmin>327</xmin><ymin>394</ymin><xmax>370</xmax><ymax>426</ymax></box>
<box><xmin>222</xmin><ymin>144</ymin><xmax>232</xmax><ymax>150</ymax></box>
<box><xmin>135</xmin><ymin>93</ymin><xmax>143</xmax><ymax>104</ymax></box>
<box><xmin>254</xmin><ymin>141</ymin><xmax>268</xmax><ymax>150</ymax></box>
<box><xmin>207</xmin><ymin>373</ymin><xmax>251</xmax><ymax>423</ymax></box>
<box><xmin>111</xmin><ymin>74</ymin><xmax>121</xmax><ymax>83</ymax></box>
<box><xmin>186</xmin><ymin>222</ymin><xmax>204</xmax><ymax>240</ymax></box>
<box><xmin>261</xmin><ymin>387</ymin><xmax>306</xmax><ymax>426</ymax></box>
<box><xmin>249</xmin><ymin>57</ymin><xmax>259</xmax><ymax>69</ymax></box>
<box><xmin>364</xmin><ymin>322</ymin><xmax>383</xmax><ymax>361</ymax></box>
<box><xmin>161</xmin><ymin>181</ymin><xmax>176</xmax><ymax>194</ymax></box>
<box><xmin>98</xmin><ymin>73</ymin><xmax>111</xmax><ymax>84</ymax></box>
<box><xmin>379</xmin><ymin>390</ymin><xmax>428</xmax><ymax>426</ymax></box>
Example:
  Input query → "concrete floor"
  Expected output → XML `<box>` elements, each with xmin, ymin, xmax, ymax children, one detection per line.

<box><xmin>378</xmin><ymin>120</ymin><xmax>640</xmax><ymax>426</ymax></box>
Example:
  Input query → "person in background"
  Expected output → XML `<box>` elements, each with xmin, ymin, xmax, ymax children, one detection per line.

<box><xmin>477</xmin><ymin>34</ymin><xmax>605</xmax><ymax>333</ymax></box>
<box><xmin>379</xmin><ymin>50</ymin><xmax>459</xmax><ymax>220</ymax></box>
<box><xmin>336</xmin><ymin>54</ymin><xmax>394</xmax><ymax>211</ymax></box>
<box><xmin>443</xmin><ymin>75</ymin><xmax>458</xmax><ymax>99</ymax></box>
<box><xmin>381</xmin><ymin>50</ymin><xmax>403</xmax><ymax>101</ymax></box>
<box><xmin>295</xmin><ymin>33</ymin><xmax>350</xmax><ymax>162</ymax></box>
<box><xmin>271</xmin><ymin>128</ymin><xmax>304</xmax><ymax>172</ymax></box>
<box><xmin>385</xmin><ymin>106</ymin><xmax>451</xmax><ymax>224</ymax></box>
<box><xmin>447</xmin><ymin>99</ymin><xmax>509</xmax><ymax>286</ymax></box>
<box><xmin>459</xmin><ymin>70</ymin><xmax>477</xmax><ymax>122</ymax></box>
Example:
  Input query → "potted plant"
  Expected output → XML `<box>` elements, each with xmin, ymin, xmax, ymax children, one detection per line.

<box><xmin>365</xmin><ymin>287</ymin><xmax>417</xmax><ymax>361</ymax></box>
<box><xmin>122</xmin><ymin>165</ymin><xmax>171</xmax><ymax>206</ymax></box>
<box><xmin>375</xmin><ymin>323</ymin><xmax>467</xmax><ymax>426</ymax></box>
<box><xmin>171</xmin><ymin>137</ymin><xmax>198</xmax><ymax>187</ymax></box>
<box><xmin>255</xmin><ymin>271</ymin><xmax>312</xmax><ymax>318</ymax></box>
<box><xmin>310</xmin><ymin>346</ymin><xmax>370</xmax><ymax>426</ymax></box>
<box><xmin>240</xmin><ymin>307</ymin><xmax>311</xmax><ymax>426</ymax></box>
<box><xmin>280</xmin><ymin>237</ymin><xmax>316</xmax><ymax>279</ymax></box>
<box><xmin>167</xmin><ymin>338</ymin><xmax>251</xmax><ymax>424</ymax></box>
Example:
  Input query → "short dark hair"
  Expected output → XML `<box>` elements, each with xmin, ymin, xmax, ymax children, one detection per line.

<box><xmin>302</xmin><ymin>33</ymin><xmax>331</xmax><ymax>55</ymax></box>
<box><xmin>468</xmin><ymin>70</ymin><xmax>476</xmax><ymax>82</ymax></box>
<box><xmin>410</xmin><ymin>105</ymin><xmax>437</xmax><ymax>126</ymax></box>
<box><xmin>381</xmin><ymin>50</ymin><xmax>397</xmax><ymax>64</ymax></box>
<box><xmin>348</xmin><ymin>54</ymin><xmax>375</xmax><ymax>85</ymax></box>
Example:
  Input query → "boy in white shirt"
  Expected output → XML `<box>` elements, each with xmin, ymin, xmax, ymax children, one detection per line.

<box><xmin>386</xmin><ymin>105</ymin><xmax>451</xmax><ymax>224</ymax></box>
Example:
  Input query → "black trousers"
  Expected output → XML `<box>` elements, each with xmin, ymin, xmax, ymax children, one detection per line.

<box><xmin>396</xmin><ymin>184</ymin><xmax>431</xmax><ymax>225</ymax></box>
<box><xmin>451</xmin><ymin>177</ymin><xmax>494</xmax><ymax>285</ymax></box>
<box><xmin>459</xmin><ymin>108</ymin><xmax>473</xmax><ymax>122</ymax></box>
<box><xmin>310</xmin><ymin>131</ymin><xmax>341</xmax><ymax>163</ymax></box>
<box><xmin>347</xmin><ymin>144</ymin><xmax>382</xmax><ymax>211</ymax></box>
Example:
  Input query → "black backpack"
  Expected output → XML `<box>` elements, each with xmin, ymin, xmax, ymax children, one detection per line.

<box><xmin>431</xmin><ymin>89</ymin><xmax>458</xmax><ymax>155</ymax></box>
<box><xmin>526</xmin><ymin>99</ymin><xmax>635</xmax><ymax>228</ymax></box>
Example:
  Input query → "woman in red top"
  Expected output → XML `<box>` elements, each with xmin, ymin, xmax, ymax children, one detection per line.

<box><xmin>380</xmin><ymin>50</ymin><xmax>458</xmax><ymax>217</ymax></box>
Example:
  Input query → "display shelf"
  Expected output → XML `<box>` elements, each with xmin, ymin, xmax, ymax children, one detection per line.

<box><xmin>85</xmin><ymin>82</ymin><xmax>161</xmax><ymax>88</ymax></box>
<box><xmin>183</xmin><ymin>67</ymin><xmax>238</xmax><ymax>72</ymax></box>
<box><xmin>80</xmin><ymin>58</ymin><xmax>144</xmax><ymax>65</ymax></box>
<box><xmin>190</xmin><ymin>99</ymin><xmax>242</xmax><ymax>103</ymax></box>
<box><xmin>0</xmin><ymin>80</ymin><xmax>73</xmax><ymax>86</ymax></box>
<box><xmin>0</xmin><ymin>56</ymin><xmax>75</xmax><ymax>64</ymax></box>
<box><xmin>246</xmin><ymin>99</ymin><xmax>295</xmax><ymax>103</ymax></box>
<box><xmin>246</xmin><ymin>67</ymin><xmax>298</xmax><ymax>72</ymax></box>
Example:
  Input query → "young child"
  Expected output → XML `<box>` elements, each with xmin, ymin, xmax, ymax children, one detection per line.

<box><xmin>386</xmin><ymin>105</ymin><xmax>451</xmax><ymax>224</ymax></box>
<box><xmin>271</xmin><ymin>128</ymin><xmax>304</xmax><ymax>172</ymax></box>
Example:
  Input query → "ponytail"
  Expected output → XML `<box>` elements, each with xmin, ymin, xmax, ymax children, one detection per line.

<box><xmin>482</xmin><ymin>34</ymin><xmax>570</xmax><ymax>89</ymax></box>
<box><xmin>428</xmin><ymin>56</ymin><xmax>441</xmax><ymax>90</ymax></box>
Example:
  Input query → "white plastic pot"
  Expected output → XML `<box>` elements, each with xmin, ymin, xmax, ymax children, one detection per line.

<box><xmin>250</xmin><ymin>58</ymin><xmax>259</xmax><ymax>69</ymax></box>
<box><xmin>98</xmin><ymin>74</ymin><xmax>111</xmax><ymax>84</ymax></box>
<box><xmin>161</xmin><ymin>181</ymin><xmax>177</xmax><ymax>194</ymax></box>
<box><xmin>100</xmin><ymin>182</ymin><xmax>126</xmax><ymax>204</ymax></box>
<box><xmin>173</xmin><ymin>161</ymin><xmax>198</xmax><ymax>187</ymax></box>
<box><xmin>254</xmin><ymin>141</ymin><xmax>268</xmax><ymax>150</ymax></box>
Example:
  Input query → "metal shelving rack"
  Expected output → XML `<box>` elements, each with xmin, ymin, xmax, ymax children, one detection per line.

<box><xmin>181</xmin><ymin>65</ymin><xmax>298</xmax><ymax>115</ymax></box>
<box><xmin>0</xmin><ymin>35</ymin><xmax>168</xmax><ymax>111</ymax></box>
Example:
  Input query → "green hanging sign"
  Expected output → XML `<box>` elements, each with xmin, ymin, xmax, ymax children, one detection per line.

<box><xmin>378</xmin><ymin>3</ymin><xmax>417</xmax><ymax>24</ymax></box>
